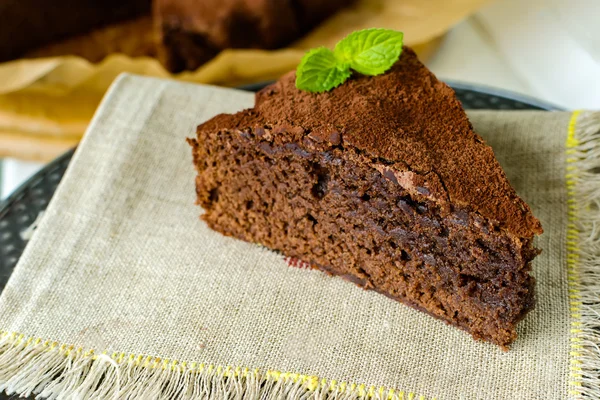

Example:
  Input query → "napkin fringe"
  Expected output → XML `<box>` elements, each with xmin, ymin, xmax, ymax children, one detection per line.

<box><xmin>0</xmin><ymin>332</ymin><xmax>427</xmax><ymax>400</ymax></box>
<box><xmin>566</xmin><ymin>110</ymin><xmax>600</xmax><ymax>399</ymax></box>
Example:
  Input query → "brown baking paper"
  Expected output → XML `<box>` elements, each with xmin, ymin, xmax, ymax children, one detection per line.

<box><xmin>0</xmin><ymin>0</ymin><xmax>489</xmax><ymax>161</ymax></box>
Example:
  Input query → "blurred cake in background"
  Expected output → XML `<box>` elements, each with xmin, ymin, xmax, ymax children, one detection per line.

<box><xmin>0</xmin><ymin>0</ymin><xmax>152</xmax><ymax>62</ymax></box>
<box><xmin>154</xmin><ymin>0</ymin><xmax>355</xmax><ymax>72</ymax></box>
<box><xmin>0</xmin><ymin>0</ymin><xmax>480</xmax><ymax>162</ymax></box>
<box><xmin>25</xmin><ymin>17</ymin><xmax>157</xmax><ymax>63</ymax></box>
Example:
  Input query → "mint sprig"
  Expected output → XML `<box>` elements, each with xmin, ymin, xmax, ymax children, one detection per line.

<box><xmin>295</xmin><ymin>47</ymin><xmax>351</xmax><ymax>94</ymax></box>
<box><xmin>335</xmin><ymin>29</ymin><xmax>404</xmax><ymax>75</ymax></box>
<box><xmin>295</xmin><ymin>28</ymin><xmax>404</xmax><ymax>93</ymax></box>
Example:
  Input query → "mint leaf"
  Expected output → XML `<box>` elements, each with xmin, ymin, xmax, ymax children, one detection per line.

<box><xmin>294</xmin><ymin>29</ymin><xmax>404</xmax><ymax>92</ymax></box>
<box><xmin>295</xmin><ymin>47</ymin><xmax>351</xmax><ymax>93</ymax></box>
<box><xmin>334</xmin><ymin>28</ymin><xmax>403</xmax><ymax>75</ymax></box>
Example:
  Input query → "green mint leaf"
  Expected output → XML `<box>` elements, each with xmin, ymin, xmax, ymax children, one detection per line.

<box><xmin>295</xmin><ymin>29</ymin><xmax>404</xmax><ymax>92</ymax></box>
<box><xmin>295</xmin><ymin>47</ymin><xmax>351</xmax><ymax>93</ymax></box>
<box><xmin>334</xmin><ymin>28</ymin><xmax>403</xmax><ymax>75</ymax></box>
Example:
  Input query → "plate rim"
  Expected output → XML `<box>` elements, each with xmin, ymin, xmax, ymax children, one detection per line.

<box><xmin>0</xmin><ymin>149</ymin><xmax>75</xmax><ymax>218</ymax></box>
<box><xmin>445</xmin><ymin>80</ymin><xmax>563</xmax><ymax>111</ymax></box>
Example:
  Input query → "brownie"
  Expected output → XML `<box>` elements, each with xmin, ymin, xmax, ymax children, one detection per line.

<box><xmin>188</xmin><ymin>47</ymin><xmax>543</xmax><ymax>348</ymax></box>
<box><xmin>154</xmin><ymin>0</ymin><xmax>355</xmax><ymax>72</ymax></box>
<box><xmin>0</xmin><ymin>0</ymin><xmax>151</xmax><ymax>62</ymax></box>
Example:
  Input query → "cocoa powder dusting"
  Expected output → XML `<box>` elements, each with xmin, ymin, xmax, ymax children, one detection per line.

<box><xmin>199</xmin><ymin>46</ymin><xmax>542</xmax><ymax>239</ymax></box>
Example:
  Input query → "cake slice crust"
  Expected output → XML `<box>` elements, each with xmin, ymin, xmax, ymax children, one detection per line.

<box><xmin>189</xmin><ymin>47</ymin><xmax>542</xmax><ymax>347</ymax></box>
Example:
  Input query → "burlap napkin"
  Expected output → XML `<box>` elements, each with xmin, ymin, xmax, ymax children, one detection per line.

<box><xmin>0</xmin><ymin>75</ymin><xmax>598</xmax><ymax>400</ymax></box>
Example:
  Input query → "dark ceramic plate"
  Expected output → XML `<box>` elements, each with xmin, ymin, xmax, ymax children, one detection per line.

<box><xmin>0</xmin><ymin>81</ymin><xmax>560</xmax><ymax>400</ymax></box>
<box><xmin>0</xmin><ymin>81</ymin><xmax>559</xmax><ymax>292</ymax></box>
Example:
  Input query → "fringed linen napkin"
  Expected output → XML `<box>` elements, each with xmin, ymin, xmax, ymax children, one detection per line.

<box><xmin>0</xmin><ymin>75</ymin><xmax>598</xmax><ymax>399</ymax></box>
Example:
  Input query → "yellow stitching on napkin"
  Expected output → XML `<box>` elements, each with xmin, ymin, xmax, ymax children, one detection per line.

<box><xmin>0</xmin><ymin>330</ymin><xmax>434</xmax><ymax>399</ymax></box>
<box><xmin>564</xmin><ymin>109</ymin><xmax>600</xmax><ymax>399</ymax></box>
<box><xmin>560</xmin><ymin>109</ymin><xmax>600</xmax><ymax>398</ymax></box>
<box><xmin>565</xmin><ymin>110</ymin><xmax>582</xmax><ymax>398</ymax></box>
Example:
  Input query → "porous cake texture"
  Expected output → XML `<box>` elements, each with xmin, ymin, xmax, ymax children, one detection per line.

<box><xmin>188</xmin><ymin>47</ymin><xmax>542</xmax><ymax>348</ymax></box>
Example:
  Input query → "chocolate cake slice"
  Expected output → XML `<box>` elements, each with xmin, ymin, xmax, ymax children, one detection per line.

<box><xmin>188</xmin><ymin>47</ymin><xmax>542</xmax><ymax>348</ymax></box>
